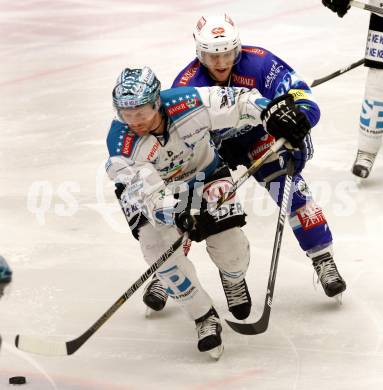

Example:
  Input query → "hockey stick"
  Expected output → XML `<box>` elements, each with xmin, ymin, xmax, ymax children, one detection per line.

<box><xmin>350</xmin><ymin>0</ymin><xmax>383</xmax><ymax>15</ymax></box>
<box><xmin>225</xmin><ymin>157</ymin><xmax>295</xmax><ymax>335</ymax></box>
<box><xmin>310</xmin><ymin>58</ymin><xmax>365</xmax><ymax>88</ymax></box>
<box><xmin>15</xmin><ymin>137</ymin><xmax>286</xmax><ymax>356</ymax></box>
<box><xmin>15</xmin><ymin>235</ymin><xmax>185</xmax><ymax>356</ymax></box>
<box><xmin>216</xmin><ymin>137</ymin><xmax>286</xmax><ymax>208</ymax></box>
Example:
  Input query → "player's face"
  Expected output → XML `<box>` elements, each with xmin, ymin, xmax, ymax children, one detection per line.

<box><xmin>202</xmin><ymin>50</ymin><xmax>236</xmax><ymax>83</ymax></box>
<box><xmin>118</xmin><ymin>103</ymin><xmax>161</xmax><ymax>136</ymax></box>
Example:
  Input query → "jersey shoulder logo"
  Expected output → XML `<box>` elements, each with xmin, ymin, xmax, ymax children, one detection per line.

<box><xmin>162</xmin><ymin>87</ymin><xmax>202</xmax><ymax>119</ymax></box>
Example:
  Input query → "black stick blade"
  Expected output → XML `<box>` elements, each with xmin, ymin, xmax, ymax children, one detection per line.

<box><xmin>225</xmin><ymin>318</ymin><xmax>269</xmax><ymax>335</ymax></box>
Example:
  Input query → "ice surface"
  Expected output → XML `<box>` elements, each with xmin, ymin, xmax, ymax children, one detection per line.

<box><xmin>1</xmin><ymin>1</ymin><xmax>382</xmax><ymax>389</ymax></box>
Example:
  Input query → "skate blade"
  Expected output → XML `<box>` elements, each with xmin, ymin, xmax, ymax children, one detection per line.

<box><xmin>334</xmin><ymin>293</ymin><xmax>343</xmax><ymax>305</ymax></box>
<box><xmin>355</xmin><ymin>177</ymin><xmax>363</xmax><ymax>186</ymax></box>
<box><xmin>145</xmin><ymin>307</ymin><xmax>153</xmax><ymax>318</ymax></box>
<box><xmin>208</xmin><ymin>344</ymin><xmax>224</xmax><ymax>360</ymax></box>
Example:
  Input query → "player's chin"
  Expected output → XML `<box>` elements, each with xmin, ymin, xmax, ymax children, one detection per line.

<box><xmin>213</xmin><ymin>69</ymin><xmax>230</xmax><ymax>81</ymax></box>
<box><xmin>131</xmin><ymin>127</ymin><xmax>149</xmax><ymax>136</ymax></box>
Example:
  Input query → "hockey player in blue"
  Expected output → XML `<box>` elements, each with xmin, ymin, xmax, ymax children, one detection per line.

<box><xmin>143</xmin><ymin>14</ymin><xmax>346</xmax><ymax>313</ymax></box>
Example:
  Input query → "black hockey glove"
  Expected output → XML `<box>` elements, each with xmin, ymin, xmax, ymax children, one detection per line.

<box><xmin>322</xmin><ymin>0</ymin><xmax>351</xmax><ymax>17</ymax></box>
<box><xmin>261</xmin><ymin>94</ymin><xmax>312</xmax><ymax>149</ymax></box>
<box><xmin>175</xmin><ymin>209</ymin><xmax>216</xmax><ymax>242</ymax></box>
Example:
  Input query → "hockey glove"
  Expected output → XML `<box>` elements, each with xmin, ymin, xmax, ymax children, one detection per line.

<box><xmin>252</xmin><ymin>134</ymin><xmax>313</xmax><ymax>182</ymax></box>
<box><xmin>322</xmin><ymin>0</ymin><xmax>351</xmax><ymax>17</ymax></box>
<box><xmin>284</xmin><ymin>134</ymin><xmax>314</xmax><ymax>175</ymax></box>
<box><xmin>175</xmin><ymin>209</ymin><xmax>216</xmax><ymax>242</ymax></box>
<box><xmin>261</xmin><ymin>94</ymin><xmax>312</xmax><ymax>149</ymax></box>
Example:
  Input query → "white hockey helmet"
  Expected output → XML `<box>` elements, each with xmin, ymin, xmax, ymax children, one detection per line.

<box><xmin>193</xmin><ymin>14</ymin><xmax>241</xmax><ymax>65</ymax></box>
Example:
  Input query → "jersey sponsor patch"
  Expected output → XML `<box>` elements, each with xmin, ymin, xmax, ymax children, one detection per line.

<box><xmin>242</xmin><ymin>47</ymin><xmax>267</xmax><ymax>57</ymax></box>
<box><xmin>158</xmin><ymin>265</ymin><xmax>194</xmax><ymax>297</ymax></box>
<box><xmin>360</xmin><ymin>99</ymin><xmax>383</xmax><ymax>130</ymax></box>
<box><xmin>366</xmin><ymin>28</ymin><xmax>383</xmax><ymax>63</ymax></box>
<box><xmin>122</xmin><ymin>134</ymin><xmax>135</xmax><ymax>156</ymax></box>
<box><xmin>166</xmin><ymin>97</ymin><xmax>201</xmax><ymax>116</ymax></box>
<box><xmin>213</xmin><ymin>202</ymin><xmax>244</xmax><ymax>222</ymax></box>
<box><xmin>288</xmin><ymin>89</ymin><xmax>311</xmax><ymax>101</ymax></box>
<box><xmin>146</xmin><ymin>141</ymin><xmax>160</xmax><ymax>160</ymax></box>
<box><xmin>296</xmin><ymin>203</ymin><xmax>326</xmax><ymax>231</ymax></box>
<box><xmin>265</xmin><ymin>59</ymin><xmax>284</xmax><ymax>89</ymax></box>
<box><xmin>232</xmin><ymin>73</ymin><xmax>256</xmax><ymax>87</ymax></box>
<box><xmin>177</xmin><ymin>63</ymin><xmax>199</xmax><ymax>86</ymax></box>
<box><xmin>248</xmin><ymin>134</ymin><xmax>275</xmax><ymax>161</ymax></box>
<box><xmin>203</xmin><ymin>179</ymin><xmax>235</xmax><ymax>203</ymax></box>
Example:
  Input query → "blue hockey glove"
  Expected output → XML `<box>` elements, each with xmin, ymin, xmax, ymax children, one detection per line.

<box><xmin>252</xmin><ymin>134</ymin><xmax>313</xmax><ymax>182</ymax></box>
<box><xmin>284</xmin><ymin>134</ymin><xmax>314</xmax><ymax>175</ymax></box>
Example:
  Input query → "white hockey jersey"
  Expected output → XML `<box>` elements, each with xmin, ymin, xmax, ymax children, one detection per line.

<box><xmin>106</xmin><ymin>86</ymin><xmax>269</xmax><ymax>225</ymax></box>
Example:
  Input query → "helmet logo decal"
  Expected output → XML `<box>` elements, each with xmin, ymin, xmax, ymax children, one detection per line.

<box><xmin>211</xmin><ymin>26</ymin><xmax>225</xmax><ymax>35</ymax></box>
<box><xmin>225</xmin><ymin>14</ymin><xmax>234</xmax><ymax>26</ymax></box>
<box><xmin>196</xmin><ymin>16</ymin><xmax>206</xmax><ymax>32</ymax></box>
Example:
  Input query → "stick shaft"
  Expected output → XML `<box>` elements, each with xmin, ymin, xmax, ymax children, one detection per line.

<box><xmin>310</xmin><ymin>58</ymin><xmax>365</xmax><ymax>87</ymax></box>
<box><xmin>351</xmin><ymin>0</ymin><xmax>383</xmax><ymax>15</ymax></box>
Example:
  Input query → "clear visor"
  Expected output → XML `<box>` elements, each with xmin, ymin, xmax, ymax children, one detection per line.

<box><xmin>117</xmin><ymin>102</ymin><xmax>157</xmax><ymax>125</ymax></box>
<box><xmin>200</xmin><ymin>47</ymin><xmax>241</xmax><ymax>68</ymax></box>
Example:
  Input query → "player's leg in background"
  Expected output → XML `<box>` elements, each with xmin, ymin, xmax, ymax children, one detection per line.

<box><xmin>353</xmin><ymin>11</ymin><xmax>383</xmax><ymax>178</ymax></box>
<box><xmin>267</xmin><ymin>174</ymin><xmax>347</xmax><ymax>298</ymax></box>
<box><xmin>352</xmin><ymin>68</ymin><xmax>383</xmax><ymax>178</ymax></box>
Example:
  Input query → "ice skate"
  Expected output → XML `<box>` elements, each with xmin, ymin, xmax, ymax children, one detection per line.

<box><xmin>352</xmin><ymin>150</ymin><xmax>376</xmax><ymax>179</ymax></box>
<box><xmin>220</xmin><ymin>272</ymin><xmax>252</xmax><ymax>320</ymax></box>
<box><xmin>195</xmin><ymin>307</ymin><xmax>224</xmax><ymax>360</ymax></box>
<box><xmin>312</xmin><ymin>252</ymin><xmax>346</xmax><ymax>298</ymax></box>
<box><xmin>143</xmin><ymin>274</ymin><xmax>168</xmax><ymax>316</ymax></box>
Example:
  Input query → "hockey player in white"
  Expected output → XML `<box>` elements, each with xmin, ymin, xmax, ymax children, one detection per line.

<box><xmin>323</xmin><ymin>0</ymin><xmax>383</xmax><ymax>178</ymax></box>
<box><xmin>106</xmin><ymin>66</ymin><xmax>311</xmax><ymax>358</ymax></box>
